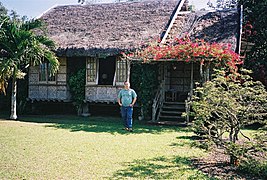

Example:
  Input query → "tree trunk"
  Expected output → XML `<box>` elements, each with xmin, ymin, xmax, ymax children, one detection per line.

<box><xmin>229</xmin><ymin>127</ymin><xmax>234</xmax><ymax>142</ymax></box>
<box><xmin>10</xmin><ymin>77</ymin><xmax>17</xmax><ymax>120</ymax></box>
<box><xmin>230</xmin><ymin>155</ymin><xmax>237</xmax><ymax>166</ymax></box>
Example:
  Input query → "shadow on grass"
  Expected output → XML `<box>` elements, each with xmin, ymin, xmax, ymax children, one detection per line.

<box><xmin>112</xmin><ymin>156</ymin><xmax>213</xmax><ymax>180</ymax></box>
<box><xmin>1</xmin><ymin>115</ymin><xmax>190</xmax><ymax>135</ymax></box>
<box><xmin>170</xmin><ymin>135</ymin><xmax>210</xmax><ymax>150</ymax></box>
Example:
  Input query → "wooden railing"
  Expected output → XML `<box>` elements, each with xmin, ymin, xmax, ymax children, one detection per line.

<box><xmin>185</xmin><ymin>92</ymin><xmax>191</xmax><ymax>125</ymax></box>
<box><xmin>185</xmin><ymin>62</ymin><xmax>195</xmax><ymax>125</ymax></box>
<box><xmin>151</xmin><ymin>80</ymin><xmax>165</xmax><ymax>122</ymax></box>
<box><xmin>185</xmin><ymin>84</ymin><xmax>195</xmax><ymax>125</ymax></box>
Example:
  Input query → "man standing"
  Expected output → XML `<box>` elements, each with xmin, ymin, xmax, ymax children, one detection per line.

<box><xmin>118</xmin><ymin>81</ymin><xmax>137</xmax><ymax>132</ymax></box>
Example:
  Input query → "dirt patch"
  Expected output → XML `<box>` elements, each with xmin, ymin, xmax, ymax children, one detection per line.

<box><xmin>192</xmin><ymin>148</ymin><xmax>261</xmax><ymax>180</ymax></box>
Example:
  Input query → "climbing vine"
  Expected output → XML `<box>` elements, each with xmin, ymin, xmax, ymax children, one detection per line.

<box><xmin>68</xmin><ymin>68</ymin><xmax>86</xmax><ymax>114</ymax></box>
<box><xmin>131</xmin><ymin>63</ymin><xmax>159</xmax><ymax>119</ymax></box>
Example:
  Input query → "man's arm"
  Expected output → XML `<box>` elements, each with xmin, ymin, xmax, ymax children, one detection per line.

<box><xmin>118</xmin><ymin>98</ymin><xmax>122</xmax><ymax>106</ymax></box>
<box><xmin>118</xmin><ymin>91</ymin><xmax>122</xmax><ymax>106</ymax></box>
<box><xmin>130</xmin><ymin>97</ymin><xmax>137</xmax><ymax>107</ymax></box>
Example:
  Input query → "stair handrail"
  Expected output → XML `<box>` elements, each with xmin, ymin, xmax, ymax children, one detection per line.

<box><xmin>152</xmin><ymin>79</ymin><xmax>165</xmax><ymax>122</ymax></box>
<box><xmin>185</xmin><ymin>89</ymin><xmax>194</xmax><ymax>125</ymax></box>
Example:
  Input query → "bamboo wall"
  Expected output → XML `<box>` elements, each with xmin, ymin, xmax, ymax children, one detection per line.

<box><xmin>85</xmin><ymin>86</ymin><xmax>122</xmax><ymax>103</ymax></box>
<box><xmin>28</xmin><ymin>57</ymin><xmax>69</xmax><ymax>101</ymax></box>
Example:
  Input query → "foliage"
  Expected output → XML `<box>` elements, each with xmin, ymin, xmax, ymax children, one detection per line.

<box><xmin>236</xmin><ymin>128</ymin><xmax>267</xmax><ymax>178</ymax></box>
<box><xmin>68</xmin><ymin>68</ymin><xmax>86</xmax><ymax>114</ymax></box>
<box><xmin>238</xmin><ymin>159</ymin><xmax>267</xmax><ymax>179</ymax></box>
<box><xmin>210</xmin><ymin>0</ymin><xmax>238</xmax><ymax>9</ymax></box>
<box><xmin>189</xmin><ymin>68</ymin><xmax>267</xmax><ymax>164</ymax></box>
<box><xmin>239</xmin><ymin>0</ymin><xmax>267</xmax><ymax>85</ymax></box>
<box><xmin>0</xmin><ymin>14</ymin><xmax>59</xmax><ymax>119</ymax></box>
<box><xmin>126</xmin><ymin>37</ymin><xmax>242</xmax><ymax>74</ymax></box>
<box><xmin>0</xmin><ymin>2</ymin><xmax>7</xmax><ymax>15</ymax></box>
<box><xmin>0</xmin><ymin>16</ymin><xmax>59</xmax><ymax>93</ymax></box>
<box><xmin>131</xmin><ymin>63</ymin><xmax>159</xmax><ymax>119</ymax></box>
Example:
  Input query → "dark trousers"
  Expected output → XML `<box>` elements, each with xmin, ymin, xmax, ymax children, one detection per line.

<box><xmin>121</xmin><ymin>106</ymin><xmax>133</xmax><ymax>128</ymax></box>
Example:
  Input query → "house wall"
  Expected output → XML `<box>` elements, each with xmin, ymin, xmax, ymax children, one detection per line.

<box><xmin>85</xmin><ymin>85</ymin><xmax>121</xmax><ymax>103</ymax></box>
<box><xmin>28</xmin><ymin>56</ymin><xmax>128</xmax><ymax>103</ymax></box>
<box><xmin>28</xmin><ymin>57</ymin><xmax>69</xmax><ymax>101</ymax></box>
<box><xmin>164</xmin><ymin>62</ymin><xmax>200</xmax><ymax>92</ymax></box>
<box><xmin>85</xmin><ymin>56</ymin><xmax>127</xmax><ymax>103</ymax></box>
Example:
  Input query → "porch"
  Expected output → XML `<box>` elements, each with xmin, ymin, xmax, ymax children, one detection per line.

<box><xmin>151</xmin><ymin>61</ymin><xmax>210</xmax><ymax>124</ymax></box>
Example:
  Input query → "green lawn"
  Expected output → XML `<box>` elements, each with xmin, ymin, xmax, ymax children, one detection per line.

<box><xmin>0</xmin><ymin>115</ymin><xmax>212</xmax><ymax>179</ymax></box>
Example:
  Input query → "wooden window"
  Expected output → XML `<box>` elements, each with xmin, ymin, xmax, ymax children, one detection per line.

<box><xmin>86</xmin><ymin>57</ymin><xmax>97</xmax><ymax>84</ymax></box>
<box><xmin>39</xmin><ymin>61</ymin><xmax>56</xmax><ymax>82</ymax></box>
<box><xmin>116</xmin><ymin>59</ymin><xmax>127</xmax><ymax>84</ymax></box>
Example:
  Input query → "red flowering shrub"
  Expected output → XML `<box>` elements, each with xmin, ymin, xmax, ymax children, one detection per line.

<box><xmin>125</xmin><ymin>37</ymin><xmax>243</xmax><ymax>74</ymax></box>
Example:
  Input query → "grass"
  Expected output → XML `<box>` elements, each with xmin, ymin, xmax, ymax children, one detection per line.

<box><xmin>0</xmin><ymin>115</ymin><xmax>226</xmax><ymax>179</ymax></box>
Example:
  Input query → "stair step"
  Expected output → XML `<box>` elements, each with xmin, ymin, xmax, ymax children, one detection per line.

<box><xmin>161</xmin><ymin>111</ymin><xmax>183</xmax><ymax>115</ymax></box>
<box><xmin>159</xmin><ymin>115</ymin><xmax>184</xmax><ymax>119</ymax></box>
<box><xmin>164</xmin><ymin>102</ymin><xmax>185</xmax><ymax>105</ymax></box>
<box><xmin>148</xmin><ymin>121</ymin><xmax>187</xmax><ymax>126</ymax></box>
<box><xmin>162</xmin><ymin>106</ymin><xmax>185</xmax><ymax>110</ymax></box>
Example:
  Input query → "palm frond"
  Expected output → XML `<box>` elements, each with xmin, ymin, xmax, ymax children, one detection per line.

<box><xmin>44</xmin><ymin>51</ymin><xmax>59</xmax><ymax>75</ymax></box>
<box><xmin>0</xmin><ymin>14</ymin><xmax>60</xmax><ymax>95</ymax></box>
<box><xmin>36</xmin><ymin>35</ymin><xmax>56</xmax><ymax>49</ymax></box>
<box><xmin>22</xmin><ymin>19</ymin><xmax>44</xmax><ymax>31</ymax></box>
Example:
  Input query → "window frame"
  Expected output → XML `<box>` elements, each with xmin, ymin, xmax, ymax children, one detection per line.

<box><xmin>86</xmin><ymin>56</ymin><xmax>128</xmax><ymax>86</ymax></box>
<box><xmin>86</xmin><ymin>57</ymin><xmax>98</xmax><ymax>85</ymax></box>
<box><xmin>115</xmin><ymin>58</ymin><xmax>127</xmax><ymax>86</ymax></box>
<box><xmin>38</xmin><ymin>61</ymin><xmax>56</xmax><ymax>84</ymax></box>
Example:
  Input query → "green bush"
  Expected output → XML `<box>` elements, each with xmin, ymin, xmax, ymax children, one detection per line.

<box><xmin>68</xmin><ymin>68</ymin><xmax>86</xmax><ymax>114</ymax></box>
<box><xmin>238</xmin><ymin>159</ymin><xmax>267</xmax><ymax>179</ymax></box>
<box><xmin>189</xmin><ymin>68</ymin><xmax>267</xmax><ymax>165</ymax></box>
<box><xmin>131</xmin><ymin>63</ymin><xmax>159</xmax><ymax>119</ymax></box>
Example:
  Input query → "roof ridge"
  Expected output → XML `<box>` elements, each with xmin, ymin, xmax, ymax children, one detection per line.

<box><xmin>35</xmin><ymin>4</ymin><xmax>59</xmax><ymax>19</ymax></box>
<box><xmin>160</xmin><ymin>0</ymin><xmax>186</xmax><ymax>44</ymax></box>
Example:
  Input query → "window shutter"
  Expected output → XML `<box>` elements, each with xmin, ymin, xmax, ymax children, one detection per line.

<box><xmin>39</xmin><ymin>61</ymin><xmax>56</xmax><ymax>83</ymax></box>
<box><xmin>115</xmin><ymin>58</ymin><xmax>127</xmax><ymax>86</ymax></box>
<box><xmin>86</xmin><ymin>57</ymin><xmax>97</xmax><ymax>85</ymax></box>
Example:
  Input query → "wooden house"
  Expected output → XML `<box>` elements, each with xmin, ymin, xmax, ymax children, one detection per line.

<box><xmin>28</xmin><ymin>0</ymin><xmax>241</xmax><ymax>120</ymax></box>
<box><xmin>28</xmin><ymin>0</ymin><xmax>178</xmax><ymax>105</ymax></box>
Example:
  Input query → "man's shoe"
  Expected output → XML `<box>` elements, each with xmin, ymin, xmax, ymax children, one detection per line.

<box><xmin>128</xmin><ymin>128</ymin><xmax>133</xmax><ymax>132</ymax></box>
<box><xmin>123</xmin><ymin>127</ymin><xmax>129</xmax><ymax>131</ymax></box>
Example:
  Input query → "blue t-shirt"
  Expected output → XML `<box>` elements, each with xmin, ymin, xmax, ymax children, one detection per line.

<box><xmin>118</xmin><ymin>89</ymin><xmax>137</xmax><ymax>107</ymax></box>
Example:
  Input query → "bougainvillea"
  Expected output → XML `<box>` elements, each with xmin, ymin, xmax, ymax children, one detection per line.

<box><xmin>124</xmin><ymin>37</ymin><xmax>243</xmax><ymax>74</ymax></box>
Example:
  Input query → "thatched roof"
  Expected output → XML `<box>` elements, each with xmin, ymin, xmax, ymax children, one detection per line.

<box><xmin>164</xmin><ymin>9</ymin><xmax>239</xmax><ymax>51</ymax></box>
<box><xmin>40</xmin><ymin>0</ymin><xmax>178</xmax><ymax>57</ymax></box>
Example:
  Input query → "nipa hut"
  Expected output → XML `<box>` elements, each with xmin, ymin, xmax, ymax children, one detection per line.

<box><xmin>28</xmin><ymin>0</ymin><xmax>242</xmax><ymax>120</ymax></box>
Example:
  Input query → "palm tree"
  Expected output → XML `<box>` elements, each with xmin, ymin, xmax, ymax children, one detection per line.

<box><xmin>0</xmin><ymin>15</ymin><xmax>59</xmax><ymax>119</ymax></box>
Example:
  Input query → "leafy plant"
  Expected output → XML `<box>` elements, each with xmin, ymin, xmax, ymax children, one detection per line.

<box><xmin>236</xmin><ymin>128</ymin><xmax>267</xmax><ymax>178</ymax></box>
<box><xmin>239</xmin><ymin>0</ymin><xmax>267</xmax><ymax>85</ymax></box>
<box><xmin>0</xmin><ymin>14</ymin><xmax>59</xmax><ymax>119</ymax></box>
<box><xmin>68</xmin><ymin>68</ymin><xmax>86</xmax><ymax>115</ymax></box>
<box><xmin>131</xmin><ymin>63</ymin><xmax>159</xmax><ymax>119</ymax></box>
<box><xmin>189</xmin><ymin>68</ymin><xmax>267</xmax><ymax>165</ymax></box>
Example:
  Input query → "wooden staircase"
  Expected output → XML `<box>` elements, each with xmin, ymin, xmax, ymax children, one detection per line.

<box><xmin>158</xmin><ymin>101</ymin><xmax>186</xmax><ymax>123</ymax></box>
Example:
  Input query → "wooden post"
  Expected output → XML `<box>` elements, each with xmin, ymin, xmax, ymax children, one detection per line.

<box><xmin>126</xmin><ymin>60</ymin><xmax>131</xmax><ymax>82</ymax></box>
<box><xmin>190</xmin><ymin>62</ymin><xmax>194</xmax><ymax>96</ymax></box>
<box><xmin>206</xmin><ymin>62</ymin><xmax>210</xmax><ymax>81</ymax></box>
<box><xmin>200</xmin><ymin>62</ymin><xmax>203</xmax><ymax>85</ymax></box>
<box><xmin>186</xmin><ymin>62</ymin><xmax>194</xmax><ymax>124</ymax></box>
<box><xmin>163</xmin><ymin>62</ymin><xmax>167</xmax><ymax>102</ymax></box>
